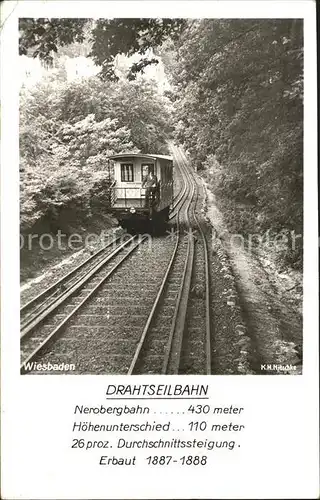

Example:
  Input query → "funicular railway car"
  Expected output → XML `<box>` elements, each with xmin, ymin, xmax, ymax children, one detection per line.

<box><xmin>107</xmin><ymin>153</ymin><xmax>173</xmax><ymax>230</ymax></box>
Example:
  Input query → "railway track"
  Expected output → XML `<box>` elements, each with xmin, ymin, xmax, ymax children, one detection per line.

<box><xmin>169</xmin><ymin>159</ymin><xmax>188</xmax><ymax>221</ymax></box>
<box><xmin>178</xmin><ymin>150</ymin><xmax>212</xmax><ymax>374</ymax></box>
<box><xmin>20</xmin><ymin>234</ymin><xmax>149</xmax><ymax>371</ymax></box>
<box><xmin>20</xmin><ymin>145</ymin><xmax>213</xmax><ymax>375</ymax></box>
<box><xmin>21</xmin><ymin>180</ymin><xmax>185</xmax><ymax>323</ymax></box>
<box><xmin>128</xmin><ymin>145</ymin><xmax>212</xmax><ymax>375</ymax></box>
<box><xmin>21</xmin><ymin>233</ymin><xmax>124</xmax><ymax>330</ymax></box>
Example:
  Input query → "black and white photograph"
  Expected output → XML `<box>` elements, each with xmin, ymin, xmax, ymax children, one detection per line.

<box><xmin>2</xmin><ymin>2</ymin><xmax>318</xmax><ymax>499</ymax></box>
<box><xmin>19</xmin><ymin>16</ymin><xmax>304</xmax><ymax>376</ymax></box>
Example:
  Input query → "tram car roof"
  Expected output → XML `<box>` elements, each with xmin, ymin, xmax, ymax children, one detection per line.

<box><xmin>108</xmin><ymin>152</ymin><xmax>173</xmax><ymax>162</ymax></box>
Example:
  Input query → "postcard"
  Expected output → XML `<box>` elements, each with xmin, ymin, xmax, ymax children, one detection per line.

<box><xmin>1</xmin><ymin>1</ymin><xmax>318</xmax><ymax>498</ymax></box>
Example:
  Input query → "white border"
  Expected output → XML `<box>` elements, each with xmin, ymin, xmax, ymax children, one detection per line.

<box><xmin>1</xmin><ymin>1</ymin><xmax>318</xmax><ymax>499</ymax></box>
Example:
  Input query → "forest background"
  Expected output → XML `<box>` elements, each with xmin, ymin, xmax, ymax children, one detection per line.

<box><xmin>19</xmin><ymin>18</ymin><xmax>303</xmax><ymax>273</ymax></box>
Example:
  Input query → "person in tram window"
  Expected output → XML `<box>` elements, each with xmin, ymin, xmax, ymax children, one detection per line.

<box><xmin>142</xmin><ymin>168</ymin><xmax>158</xmax><ymax>208</ymax></box>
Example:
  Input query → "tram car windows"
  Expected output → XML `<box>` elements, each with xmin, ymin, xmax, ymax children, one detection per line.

<box><xmin>107</xmin><ymin>153</ymin><xmax>173</xmax><ymax>230</ymax></box>
<box><xmin>120</xmin><ymin>163</ymin><xmax>134</xmax><ymax>182</ymax></box>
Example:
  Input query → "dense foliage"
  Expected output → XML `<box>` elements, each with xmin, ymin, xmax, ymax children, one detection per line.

<box><xmin>20</xmin><ymin>74</ymin><xmax>171</xmax><ymax>233</ymax></box>
<box><xmin>164</xmin><ymin>19</ymin><xmax>303</xmax><ymax>267</ymax></box>
<box><xmin>20</xmin><ymin>18</ymin><xmax>303</xmax><ymax>269</ymax></box>
<box><xmin>19</xmin><ymin>18</ymin><xmax>89</xmax><ymax>64</ymax></box>
<box><xmin>19</xmin><ymin>18</ymin><xmax>185</xmax><ymax>79</ymax></box>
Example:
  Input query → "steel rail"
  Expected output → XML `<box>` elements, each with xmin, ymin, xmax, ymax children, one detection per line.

<box><xmin>169</xmin><ymin>182</ymin><xmax>187</xmax><ymax>215</ymax></box>
<box><xmin>171</xmin><ymin>173</ymin><xmax>185</xmax><ymax>206</ymax></box>
<box><xmin>168</xmin><ymin>172</ymin><xmax>187</xmax><ymax>220</ymax></box>
<box><xmin>169</xmin><ymin>145</ymin><xmax>188</xmax><ymax>219</ymax></box>
<box><xmin>163</xmin><ymin>146</ymin><xmax>196</xmax><ymax>374</ymax></box>
<box><xmin>128</xmin><ymin>145</ymin><xmax>196</xmax><ymax>374</ymax></box>
<box><xmin>128</xmin><ymin>155</ymin><xmax>191</xmax><ymax>374</ymax></box>
<box><xmin>162</xmin><ymin>230</ymin><xmax>194</xmax><ymax>374</ymax></box>
<box><xmin>20</xmin><ymin>236</ymin><xmax>148</xmax><ymax>373</ymax></box>
<box><xmin>20</xmin><ymin>234</ymin><xmax>137</xmax><ymax>340</ymax></box>
<box><xmin>21</xmin><ymin>233</ymin><xmax>123</xmax><ymax>319</ymax></box>
<box><xmin>177</xmin><ymin>148</ymin><xmax>212</xmax><ymax>374</ymax></box>
<box><xmin>127</xmin><ymin>232</ymin><xmax>180</xmax><ymax>375</ymax></box>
